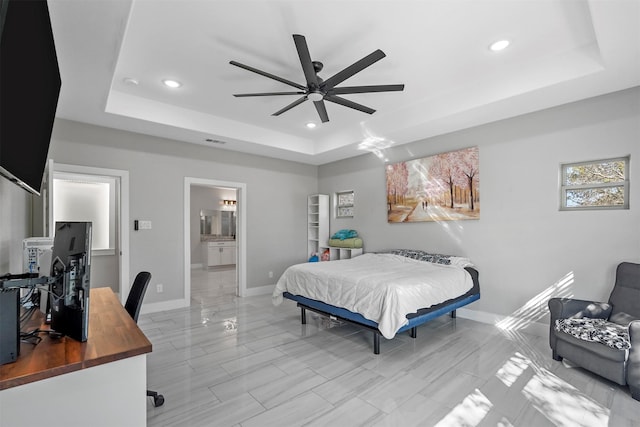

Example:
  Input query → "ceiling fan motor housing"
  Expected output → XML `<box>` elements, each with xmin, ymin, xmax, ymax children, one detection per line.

<box><xmin>230</xmin><ymin>34</ymin><xmax>404</xmax><ymax>123</ymax></box>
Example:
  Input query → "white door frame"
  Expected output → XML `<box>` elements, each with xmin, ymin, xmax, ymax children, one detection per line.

<box><xmin>46</xmin><ymin>162</ymin><xmax>130</xmax><ymax>304</ymax></box>
<box><xmin>184</xmin><ymin>177</ymin><xmax>247</xmax><ymax>302</ymax></box>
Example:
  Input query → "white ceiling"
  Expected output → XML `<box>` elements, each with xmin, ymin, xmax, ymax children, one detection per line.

<box><xmin>48</xmin><ymin>0</ymin><xmax>640</xmax><ymax>165</ymax></box>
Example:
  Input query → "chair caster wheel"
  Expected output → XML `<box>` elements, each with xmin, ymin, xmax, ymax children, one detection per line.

<box><xmin>153</xmin><ymin>394</ymin><xmax>165</xmax><ymax>407</ymax></box>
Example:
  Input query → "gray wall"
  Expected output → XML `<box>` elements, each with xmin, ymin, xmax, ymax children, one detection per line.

<box><xmin>2</xmin><ymin>88</ymin><xmax>638</xmax><ymax>323</ymax></box>
<box><xmin>319</xmin><ymin>88</ymin><xmax>640</xmax><ymax>325</ymax></box>
<box><xmin>46</xmin><ymin>119</ymin><xmax>318</xmax><ymax>303</ymax></box>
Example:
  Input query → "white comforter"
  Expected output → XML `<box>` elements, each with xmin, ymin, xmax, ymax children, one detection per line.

<box><xmin>272</xmin><ymin>253</ymin><xmax>474</xmax><ymax>339</ymax></box>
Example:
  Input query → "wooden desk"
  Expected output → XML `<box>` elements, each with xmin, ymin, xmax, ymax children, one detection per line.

<box><xmin>0</xmin><ymin>287</ymin><xmax>152</xmax><ymax>426</ymax></box>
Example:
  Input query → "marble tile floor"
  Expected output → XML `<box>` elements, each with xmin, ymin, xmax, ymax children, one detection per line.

<box><xmin>139</xmin><ymin>269</ymin><xmax>639</xmax><ymax>426</ymax></box>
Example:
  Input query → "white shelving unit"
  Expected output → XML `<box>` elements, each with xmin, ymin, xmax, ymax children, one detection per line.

<box><xmin>307</xmin><ymin>194</ymin><xmax>329</xmax><ymax>259</ymax></box>
<box><xmin>320</xmin><ymin>246</ymin><xmax>363</xmax><ymax>261</ymax></box>
<box><xmin>308</xmin><ymin>194</ymin><xmax>363</xmax><ymax>262</ymax></box>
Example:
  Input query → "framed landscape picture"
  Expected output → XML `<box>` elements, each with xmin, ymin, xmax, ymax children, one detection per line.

<box><xmin>386</xmin><ymin>146</ymin><xmax>479</xmax><ymax>223</ymax></box>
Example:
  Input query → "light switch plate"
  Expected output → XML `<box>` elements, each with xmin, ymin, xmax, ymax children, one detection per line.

<box><xmin>139</xmin><ymin>220</ymin><xmax>152</xmax><ymax>230</ymax></box>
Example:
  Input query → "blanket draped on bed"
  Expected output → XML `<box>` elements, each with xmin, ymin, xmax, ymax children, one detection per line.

<box><xmin>272</xmin><ymin>253</ymin><xmax>474</xmax><ymax>339</ymax></box>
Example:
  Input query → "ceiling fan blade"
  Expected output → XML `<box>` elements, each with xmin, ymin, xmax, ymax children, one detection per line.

<box><xmin>321</xmin><ymin>49</ymin><xmax>386</xmax><ymax>90</ymax></box>
<box><xmin>329</xmin><ymin>84</ymin><xmax>404</xmax><ymax>95</ymax></box>
<box><xmin>293</xmin><ymin>34</ymin><xmax>318</xmax><ymax>87</ymax></box>
<box><xmin>313</xmin><ymin>100</ymin><xmax>329</xmax><ymax>123</ymax></box>
<box><xmin>230</xmin><ymin>60</ymin><xmax>306</xmax><ymax>91</ymax></box>
<box><xmin>233</xmin><ymin>91</ymin><xmax>305</xmax><ymax>97</ymax></box>
<box><xmin>272</xmin><ymin>96</ymin><xmax>307</xmax><ymax>116</ymax></box>
<box><xmin>324</xmin><ymin>95</ymin><xmax>375</xmax><ymax>115</ymax></box>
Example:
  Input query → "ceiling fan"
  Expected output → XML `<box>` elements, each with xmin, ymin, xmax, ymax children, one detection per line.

<box><xmin>230</xmin><ymin>34</ymin><xmax>404</xmax><ymax>123</ymax></box>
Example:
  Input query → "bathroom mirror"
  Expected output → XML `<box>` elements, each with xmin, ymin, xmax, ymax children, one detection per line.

<box><xmin>200</xmin><ymin>209</ymin><xmax>236</xmax><ymax>237</ymax></box>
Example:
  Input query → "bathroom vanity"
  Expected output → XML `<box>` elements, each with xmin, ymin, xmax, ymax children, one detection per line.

<box><xmin>200</xmin><ymin>209</ymin><xmax>236</xmax><ymax>267</ymax></box>
<box><xmin>203</xmin><ymin>240</ymin><xmax>236</xmax><ymax>267</ymax></box>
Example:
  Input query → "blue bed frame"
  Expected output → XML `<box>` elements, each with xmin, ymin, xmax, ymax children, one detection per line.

<box><xmin>283</xmin><ymin>266</ymin><xmax>480</xmax><ymax>354</ymax></box>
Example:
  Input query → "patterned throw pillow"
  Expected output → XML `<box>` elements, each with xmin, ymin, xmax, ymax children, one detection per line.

<box><xmin>382</xmin><ymin>249</ymin><xmax>472</xmax><ymax>267</ymax></box>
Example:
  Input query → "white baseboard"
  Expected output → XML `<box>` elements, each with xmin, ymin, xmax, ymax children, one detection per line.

<box><xmin>191</xmin><ymin>263</ymin><xmax>203</xmax><ymax>270</ymax></box>
<box><xmin>456</xmin><ymin>307</ymin><xmax>502</xmax><ymax>324</ymax></box>
<box><xmin>140</xmin><ymin>285</ymin><xmax>274</xmax><ymax>314</ymax></box>
<box><xmin>243</xmin><ymin>284</ymin><xmax>275</xmax><ymax>297</ymax></box>
<box><xmin>457</xmin><ymin>307</ymin><xmax>549</xmax><ymax>337</ymax></box>
<box><xmin>141</xmin><ymin>298</ymin><xmax>189</xmax><ymax>315</ymax></box>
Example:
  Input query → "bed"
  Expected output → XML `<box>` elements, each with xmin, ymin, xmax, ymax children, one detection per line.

<box><xmin>272</xmin><ymin>250</ymin><xmax>480</xmax><ymax>354</ymax></box>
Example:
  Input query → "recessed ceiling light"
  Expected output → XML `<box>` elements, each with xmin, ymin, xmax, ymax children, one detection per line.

<box><xmin>162</xmin><ymin>79</ymin><xmax>182</xmax><ymax>88</ymax></box>
<box><xmin>489</xmin><ymin>40</ymin><xmax>510</xmax><ymax>52</ymax></box>
<box><xmin>306</xmin><ymin>122</ymin><xmax>317</xmax><ymax>129</ymax></box>
<box><xmin>123</xmin><ymin>77</ymin><xmax>139</xmax><ymax>86</ymax></box>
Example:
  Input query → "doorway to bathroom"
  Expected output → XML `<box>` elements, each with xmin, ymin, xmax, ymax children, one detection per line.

<box><xmin>184</xmin><ymin>177</ymin><xmax>246</xmax><ymax>307</ymax></box>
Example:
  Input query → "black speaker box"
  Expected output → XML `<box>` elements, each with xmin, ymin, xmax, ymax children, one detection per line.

<box><xmin>0</xmin><ymin>289</ymin><xmax>19</xmax><ymax>365</ymax></box>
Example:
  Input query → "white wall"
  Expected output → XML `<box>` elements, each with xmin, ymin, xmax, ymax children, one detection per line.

<box><xmin>47</xmin><ymin>119</ymin><xmax>318</xmax><ymax>304</ymax></box>
<box><xmin>319</xmin><ymin>88</ymin><xmax>640</xmax><ymax>331</ymax></box>
<box><xmin>0</xmin><ymin>179</ymin><xmax>32</xmax><ymax>274</ymax></box>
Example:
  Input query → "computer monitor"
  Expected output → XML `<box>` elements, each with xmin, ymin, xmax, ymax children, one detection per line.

<box><xmin>49</xmin><ymin>222</ymin><xmax>92</xmax><ymax>342</ymax></box>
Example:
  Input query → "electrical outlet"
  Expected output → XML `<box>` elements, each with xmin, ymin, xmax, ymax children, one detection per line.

<box><xmin>156</xmin><ymin>284</ymin><xmax>163</xmax><ymax>293</ymax></box>
<box><xmin>268</xmin><ymin>271</ymin><xmax>273</xmax><ymax>279</ymax></box>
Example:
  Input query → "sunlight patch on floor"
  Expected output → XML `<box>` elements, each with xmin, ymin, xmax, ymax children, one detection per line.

<box><xmin>436</xmin><ymin>324</ymin><xmax>612</xmax><ymax>427</ymax></box>
<box><xmin>434</xmin><ymin>389</ymin><xmax>493</xmax><ymax>427</ymax></box>
<box><xmin>523</xmin><ymin>367</ymin><xmax>609</xmax><ymax>426</ymax></box>
<box><xmin>496</xmin><ymin>328</ymin><xmax>610</xmax><ymax>426</ymax></box>
<box><xmin>496</xmin><ymin>352</ymin><xmax>531</xmax><ymax>387</ymax></box>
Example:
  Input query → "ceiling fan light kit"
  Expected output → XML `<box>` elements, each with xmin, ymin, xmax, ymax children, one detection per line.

<box><xmin>230</xmin><ymin>34</ymin><xmax>404</xmax><ymax>123</ymax></box>
<box><xmin>307</xmin><ymin>92</ymin><xmax>323</xmax><ymax>102</ymax></box>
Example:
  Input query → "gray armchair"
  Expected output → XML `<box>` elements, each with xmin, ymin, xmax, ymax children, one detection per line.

<box><xmin>548</xmin><ymin>262</ymin><xmax>640</xmax><ymax>401</ymax></box>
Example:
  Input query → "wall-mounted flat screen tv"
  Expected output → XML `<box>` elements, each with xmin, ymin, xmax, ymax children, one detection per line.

<box><xmin>0</xmin><ymin>0</ymin><xmax>61</xmax><ymax>195</ymax></box>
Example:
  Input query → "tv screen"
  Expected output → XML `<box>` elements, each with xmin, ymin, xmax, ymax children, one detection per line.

<box><xmin>0</xmin><ymin>0</ymin><xmax>61</xmax><ymax>195</ymax></box>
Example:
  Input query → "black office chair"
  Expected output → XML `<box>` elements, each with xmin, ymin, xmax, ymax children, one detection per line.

<box><xmin>125</xmin><ymin>271</ymin><xmax>165</xmax><ymax>407</ymax></box>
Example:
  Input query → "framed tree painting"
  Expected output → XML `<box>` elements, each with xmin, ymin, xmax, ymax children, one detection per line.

<box><xmin>386</xmin><ymin>146</ymin><xmax>479</xmax><ymax>223</ymax></box>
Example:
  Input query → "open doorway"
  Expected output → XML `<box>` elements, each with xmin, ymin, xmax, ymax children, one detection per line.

<box><xmin>191</xmin><ymin>184</ymin><xmax>237</xmax><ymax>305</ymax></box>
<box><xmin>43</xmin><ymin>161</ymin><xmax>130</xmax><ymax>303</ymax></box>
<box><xmin>183</xmin><ymin>177</ymin><xmax>246</xmax><ymax>306</ymax></box>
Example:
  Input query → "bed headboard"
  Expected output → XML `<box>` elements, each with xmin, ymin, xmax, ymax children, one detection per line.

<box><xmin>464</xmin><ymin>266</ymin><xmax>480</xmax><ymax>294</ymax></box>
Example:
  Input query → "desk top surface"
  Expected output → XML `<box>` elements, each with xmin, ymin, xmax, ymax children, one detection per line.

<box><xmin>0</xmin><ymin>287</ymin><xmax>152</xmax><ymax>390</ymax></box>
